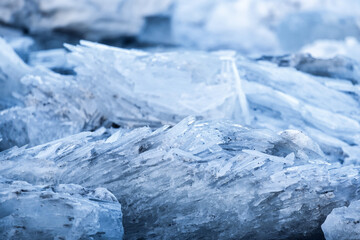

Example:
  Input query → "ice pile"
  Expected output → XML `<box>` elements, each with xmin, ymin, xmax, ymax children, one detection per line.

<box><xmin>0</xmin><ymin>177</ymin><xmax>123</xmax><ymax>239</ymax></box>
<box><xmin>67</xmin><ymin>41</ymin><xmax>360</xmax><ymax>163</ymax></box>
<box><xmin>1</xmin><ymin>38</ymin><xmax>360</xmax><ymax>165</ymax></box>
<box><xmin>2</xmin><ymin>117</ymin><xmax>360</xmax><ymax>239</ymax></box>
<box><xmin>1</xmin><ymin>26</ymin><xmax>360</xmax><ymax>238</ymax></box>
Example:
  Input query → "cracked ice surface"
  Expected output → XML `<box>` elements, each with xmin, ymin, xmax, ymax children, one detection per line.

<box><xmin>1</xmin><ymin>117</ymin><xmax>360</xmax><ymax>239</ymax></box>
<box><xmin>0</xmin><ymin>177</ymin><xmax>123</xmax><ymax>239</ymax></box>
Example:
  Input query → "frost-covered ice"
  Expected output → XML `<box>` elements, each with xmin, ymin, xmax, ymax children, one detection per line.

<box><xmin>322</xmin><ymin>200</ymin><xmax>360</xmax><ymax>240</ymax></box>
<box><xmin>0</xmin><ymin>177</ymin><xmax>123</xmax><ymax>239</ymax></box>
<box><xmin>1</xmin><ymin>117</ymin><xmax>360</xmax><ymax>239</ymax></box>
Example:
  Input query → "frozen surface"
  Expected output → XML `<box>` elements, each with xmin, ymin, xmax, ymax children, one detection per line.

<box><xmin>322</xmin><ymin>200</ymin><xmax>360</xmax><ymax>240</ymax></box>
<box><xmin>0</xmin><ymin>177</ymin><xmax>123</xmax><ymax>239</ymax></box>
<box><xmin>1</xmin><ymin>117</ymin><xmax>360</xmax><ymax>239</ymax></box>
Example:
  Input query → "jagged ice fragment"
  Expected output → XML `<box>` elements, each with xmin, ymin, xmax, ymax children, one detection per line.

<box><xmin>0</xmin><ymin>177</ymin><xmax>123</xmax><ymax>239</ymax></box>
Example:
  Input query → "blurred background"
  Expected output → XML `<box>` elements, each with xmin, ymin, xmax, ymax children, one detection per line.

<box><xmin>1</xmin><ymin>0</ymin><xmax>360</xmax><ymax>58</ymax></box>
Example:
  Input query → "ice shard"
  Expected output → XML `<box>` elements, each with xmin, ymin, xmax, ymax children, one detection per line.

<box><xmin>1</xmin><ymin>117</ymin><xmax>359</xmax><ymax>239</ymax></box>
<box><xmin>0</xmin><ymin>177</ymin><xmax>123</xmax><ymax>239</ymax></box>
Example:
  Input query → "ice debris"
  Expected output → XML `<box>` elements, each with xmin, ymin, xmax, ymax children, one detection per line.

<box><xmin>0</xmin><ymin>177</ymin><xmax>123</xmax><ymax>239</ymax></box>
<box><xmin>1</xmin><ymin>117</ymin><xmax>360</xmax><ymax>239</ymax></box>
<box><xmin>322</xmin><ymin>200</ymin><xmax>360</xmax><ymax>240</ymax></box>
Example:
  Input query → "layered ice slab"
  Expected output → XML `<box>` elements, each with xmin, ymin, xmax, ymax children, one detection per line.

<box><xmin>322</xmin><ymin>200</ymin><xmax>360</xmax><ymax>240</ymax></box>
<box><xmin>1</xmin><ymin>117</ymin><xmax>360</xmax><ymax>239</ymax></box>
<box><xmin>0</xmin><ymin>177</ymin><xmax>123</xmax><ymax>240</ymax></box>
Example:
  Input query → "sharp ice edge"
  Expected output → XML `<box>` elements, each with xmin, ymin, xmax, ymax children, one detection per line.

<box><xmin>321</xmin><ymin>200</ymin><xmax>360</xmax><ymax>240</ymax></box>
<box><xmin>1</xmin><ymin>117</ymin><xmax>359</xmax><ymax>239</ymax></box>
<box><xmin>0</xmin><ymin>176</ymin><xmax>123</xmax><ymax>240</ymax></box>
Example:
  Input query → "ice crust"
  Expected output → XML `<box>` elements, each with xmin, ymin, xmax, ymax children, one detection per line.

<box><xmin>1</xmin><ymin>117</ymin><xmax>360</xmax><ymax>239</ymax></box>
<box><xmin>0</xmin><ymin>177</ymin><xmax>123</xmax><ymax>239</ymax></box>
